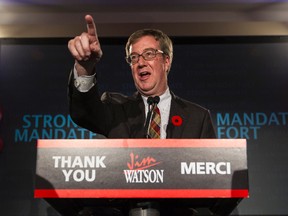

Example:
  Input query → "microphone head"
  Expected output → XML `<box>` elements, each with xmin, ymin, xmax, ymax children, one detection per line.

<box><xmin>147</xmin><ymin>97</ymin><xmax>154</xmax><ymax>105</ymax></box>
<box><xmin>153</xmin><ymin>96</ymin><xmax>160</xmax><ymax>104</ymax></box>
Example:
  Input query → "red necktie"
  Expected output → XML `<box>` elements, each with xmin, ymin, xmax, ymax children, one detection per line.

<box><xmin>148</xmin><ymin>105</ymin><xmax>161</xmax><ymax>138</ymax></box>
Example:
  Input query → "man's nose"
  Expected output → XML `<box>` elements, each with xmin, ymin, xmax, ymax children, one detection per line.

<box><xmin>137</xmin><ymin>55</ymin><xmax>146</xmax><ymax>65</ymax></box>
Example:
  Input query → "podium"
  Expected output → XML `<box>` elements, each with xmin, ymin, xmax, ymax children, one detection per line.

<box><xmin>34</xmin><ymin>139</ymin><xmax>249</xmax><ymax>215</ymax></box>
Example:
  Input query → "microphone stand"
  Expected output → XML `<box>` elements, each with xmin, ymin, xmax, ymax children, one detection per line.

<box><xmin>129</xmin><ymin>201</ymin><xmax>160</xmax><ymax>216</ymax></box>
<box><xmin>144</xmin><ymin>96</ymin><xmax>160</xmax><ymax>139</ymax></box>
<box><xmin>129</xmin><ymin>96</ymin><xmax>161</xmax><ymax>216</ymax></box>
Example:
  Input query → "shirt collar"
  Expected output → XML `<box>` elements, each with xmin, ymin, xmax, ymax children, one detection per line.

<box><xmin>141</xmin><ymin>88</ymin><xmax>171</xmax><ymax>106</ymax></box>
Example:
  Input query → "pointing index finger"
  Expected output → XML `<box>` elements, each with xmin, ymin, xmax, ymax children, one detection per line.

<box><xmin>85</xmin><ymin>14</ymin><xmax>98</xmax><ymax>38</ymax></box>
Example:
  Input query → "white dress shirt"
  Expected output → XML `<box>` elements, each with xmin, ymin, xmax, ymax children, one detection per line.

<box><xmin>73</xmin><ymin>66</ymin><xmax>96</xmax><ymax>92</ymax></box>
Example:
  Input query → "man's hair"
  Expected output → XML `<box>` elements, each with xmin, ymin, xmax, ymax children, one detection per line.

<box><xmin>125</xmin><ymin>29</ymin><xmax>173</xmax><ymax>72</ymax></box>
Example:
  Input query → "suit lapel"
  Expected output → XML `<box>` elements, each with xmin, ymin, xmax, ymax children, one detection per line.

<box><xmin>167</xmin><ymin>93</ymin><xmax>187</xmax><ymax>138</ymax></box>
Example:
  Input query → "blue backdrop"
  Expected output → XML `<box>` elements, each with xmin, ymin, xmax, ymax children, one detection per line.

<box><xmin>0</xmin><ymin>37</ymin><xmax>287</xmax><ymax>215</ymax></box>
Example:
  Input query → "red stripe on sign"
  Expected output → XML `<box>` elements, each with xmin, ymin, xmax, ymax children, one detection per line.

<box><xmin>37</xmin><ymin>139</ymin><xmax>246</xmax><ymax>148</ymax></box>
<box><xmin>34</xmin><ymin>189</ymin><xmax>249</xmax><ymax>198</ymax></box>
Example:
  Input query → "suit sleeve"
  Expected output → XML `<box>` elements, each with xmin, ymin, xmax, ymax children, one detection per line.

<box><xmin>68</xmin><ymin>71</ymin><xmax>112</xmax><ymax>136</ymax></box>
<box><xmin>200</xmin><ymin>110</ymin><xmax>217</xmax><ymax>138</ymax></box>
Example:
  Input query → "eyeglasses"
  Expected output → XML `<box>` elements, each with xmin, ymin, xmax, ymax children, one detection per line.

<box><xmin>126</xmin><ymin>48</ymin><xmax>164</xmax><ymax>65</ymax></box>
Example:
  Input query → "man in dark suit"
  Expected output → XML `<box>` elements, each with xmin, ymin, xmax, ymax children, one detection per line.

<box><xmin>66</xmin><ymin>14</ymin><xmax>216</xmax><ymax>216</ymax></box>
<box><xmin>68</xmin><ymin>14</ymin><xmax>216</xmax><ymax>140</ymax></box>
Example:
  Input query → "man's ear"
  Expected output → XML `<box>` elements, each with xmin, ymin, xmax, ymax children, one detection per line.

<box><xmin>165</xmin><ymin>55</ymin><xmax>171</xmax><ymax>74</ymax></box>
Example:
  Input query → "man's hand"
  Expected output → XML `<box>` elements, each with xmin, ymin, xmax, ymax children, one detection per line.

<box><xmin>68</xmin><ymin>15</ymin><xmax>103</xmax><ymax>75</ymax></box>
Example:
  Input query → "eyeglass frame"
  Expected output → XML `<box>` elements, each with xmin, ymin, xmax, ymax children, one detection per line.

<box><xmin>125</xmin><ymin>48</ymin><xmax>165</xmax><ymax>65</ymax></box>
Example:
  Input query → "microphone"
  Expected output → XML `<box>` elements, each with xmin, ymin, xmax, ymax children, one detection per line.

<box><xmin>147</xmin><ymin>96</ymin><xmax>154</xmax><ymax>106</ymax></box>
<box><xmin>153</xmin><ymin>96</ymin><xmax>160</xmax><ymax>104</ymax></box>
<box><xmin>144</xmin><ymin>96</ymin><xmax>160</xmax><ymax>138</ymax></box>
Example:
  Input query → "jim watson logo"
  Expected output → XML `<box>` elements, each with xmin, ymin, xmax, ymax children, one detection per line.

<box><xmin>123</xmin><ymin>152</ymin><xmax>164</xmax><ymax>183</ymax></box>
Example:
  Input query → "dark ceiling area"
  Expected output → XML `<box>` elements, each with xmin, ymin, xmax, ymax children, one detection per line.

<box><xmin>0</xmin><ymin>0</ymin><xmax>288</xmax><ymax>37</ymax></box>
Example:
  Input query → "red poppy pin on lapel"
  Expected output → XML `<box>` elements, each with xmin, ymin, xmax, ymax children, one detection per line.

<box><xmin>172</xmin><ymin>115</ymin><xmax>183</xmax><ymax>126</ymax></box>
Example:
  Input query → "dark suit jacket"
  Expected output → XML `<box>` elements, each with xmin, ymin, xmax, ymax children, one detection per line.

<box><xmin>69</xmin><ymin>78</ymin><xmax>216</xmax><ymax>139</ymax></box>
